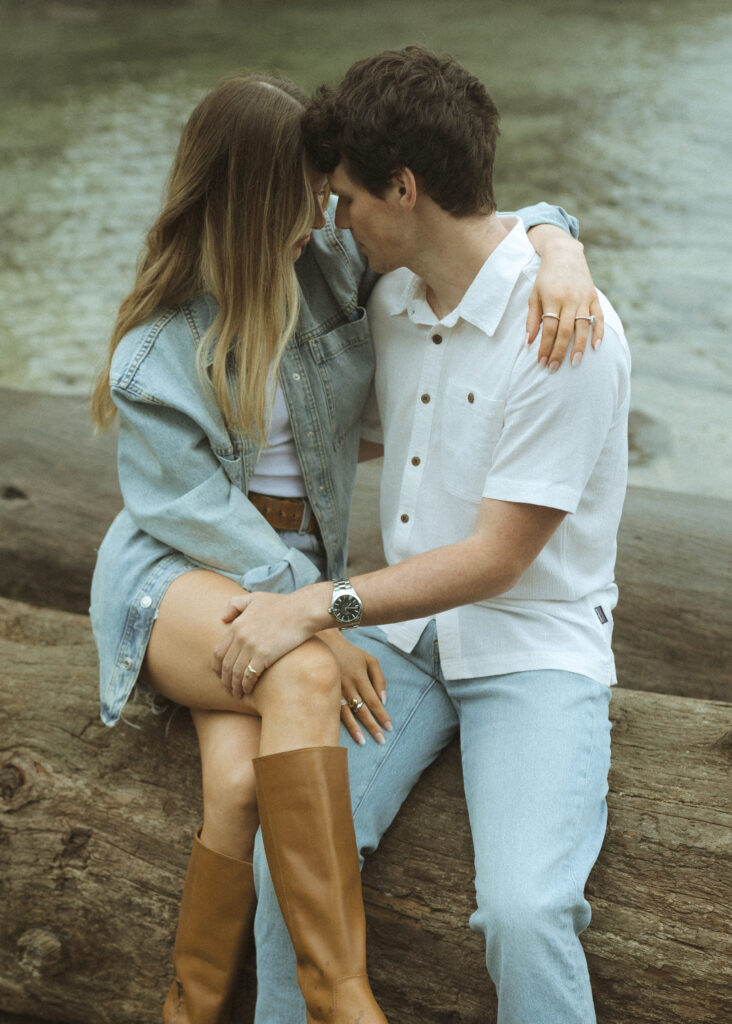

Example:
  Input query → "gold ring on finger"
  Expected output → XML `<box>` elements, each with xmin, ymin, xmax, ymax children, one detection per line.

<box><xmin>245</xmin><ymin>662</ymin><xmax>260</xmax><ymax>676</ymax></box>
<box><xmin>349</xmin><ymin>697</ymin><xmax>365</xmax><ymax>712</ymax></box>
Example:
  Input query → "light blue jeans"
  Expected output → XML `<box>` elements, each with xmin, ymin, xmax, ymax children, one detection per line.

<box><xmin>249</xmin><ymin>621</ymin><xmax>612</xmax><ymax>1024</ymax></box>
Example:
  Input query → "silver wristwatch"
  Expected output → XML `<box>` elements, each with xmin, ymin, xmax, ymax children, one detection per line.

<box><xmin>328</xmin><ymin>578</ymin><xmax>363</xmax><ymax>629</ymax></box>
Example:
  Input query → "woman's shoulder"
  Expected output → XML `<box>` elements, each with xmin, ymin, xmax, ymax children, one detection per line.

<box><xmin>110</xmin><ymin>294</ymin><xmax>218</xmax><ymax>392</ymax></box>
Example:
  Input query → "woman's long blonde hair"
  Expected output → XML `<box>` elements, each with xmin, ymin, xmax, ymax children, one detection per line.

<box><xmin>91</xmin><ymin>73</ymin><xmax>314</xmax><ymax>440</ymax></box>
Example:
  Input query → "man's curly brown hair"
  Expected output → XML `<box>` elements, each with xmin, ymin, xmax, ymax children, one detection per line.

<box><xmin>302</xmin><ymin>46</ymin><xmax>501</xmax><ymax>218</ymax></box>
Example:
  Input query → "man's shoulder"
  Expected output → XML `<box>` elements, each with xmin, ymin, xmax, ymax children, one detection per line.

<box><xmin>497</xmin><ymin>286</ymin><xmax>630</xmax><ymax>414</ymax></box>
<box><xmin>592</xmin><ymin>291</ymin><xmax>631</xmax><ymax>374</ymax></box>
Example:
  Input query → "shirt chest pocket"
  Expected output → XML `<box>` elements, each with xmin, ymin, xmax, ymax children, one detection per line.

<box><xmin>308</xmin><ymin>309</ymin><xmax>374</xmax><ymax>448</ymax></box>
<box><xmin>440</xmin><ymin>383</ymin><xmax>505</xmax><ymax>503</ymax></box>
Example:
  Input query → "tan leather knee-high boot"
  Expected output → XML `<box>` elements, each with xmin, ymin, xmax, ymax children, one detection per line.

<box><xmin>162</xmin><ymin>829</ymin><xmax>256</xmax><ymax>1024</ymax></box>
<box><xmin>253</xmin><ymin>746</ymin><xmax>388</xmax><ymax>1024</ymax></box>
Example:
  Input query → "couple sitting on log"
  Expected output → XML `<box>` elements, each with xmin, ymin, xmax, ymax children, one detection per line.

<box><xmin>90</xmin><ymin>46</ymin><xmax>629</xmax><ymax>1024</ymax></box>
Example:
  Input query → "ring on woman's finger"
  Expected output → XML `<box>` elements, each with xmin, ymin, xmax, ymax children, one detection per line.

<box><xmin>574</xmin><ymin>315</ymin><xmax>596</xmax><ymax>325</ymax></box>
<box><xmin>540</xmin><ymin>313</ymin><xmax>560</xmax><ymax>321</ymax></box>
<box><xmin>245</xmin><ymin>662</ymin><xmax>260</xmax><ymax>677</ymax></box>
<box><xmin>349</xmin><ymin>697</ymin><xmax>365</xmax><ymax>712</ymax></box>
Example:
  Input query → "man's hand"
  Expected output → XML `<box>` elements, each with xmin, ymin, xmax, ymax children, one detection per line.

<box><xmin>526</xmin><ymin>225</ymin><xmax>604</xmax><ymax>370</ymax></box>
<box><xmin>214</xmin><ymin>589</ymin><xmax>321</xmax><ymax>697</ymax></box>
<box><xmin>215</xmin><ymin>595</ymin><xmax>393</xmax><ymax>746</ymax></box>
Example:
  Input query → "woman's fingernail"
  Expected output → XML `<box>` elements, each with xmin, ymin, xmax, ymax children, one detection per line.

<box><xmin>549</xmin><ymin>360</ymin><xmax>560</xmax><ymax>374</ymax></box>
<box><xmin>571</xmin><ymin>352</ymin><xmax>583</xmax><ymax>368</ymax></box>
<box><xmin>356</xmin><ymin>732</ymin><xmax>366</xmax><ymax>746</ymax></box>
<box><xmin>380</xmin><ymin>691</ymin><xmax>387</xmax><ymax>705</ymax></box>
<box><xmin>539</xmin><ymin>356</ymin><xmax>548</xmax><ymax>368</ymax></box>
<box><xmin>375</xmin><ymin>733</ymin><xmax>385</xmax><ymax>745</ymax></box>
<box><xmin>384</xmin><ymin>720</ymin><xmax>393</xmax><ymax>732</ymax></box>
<box><xmin>592</xmin><ymin>336</ymin><xmax>602</xmax><ymax>349</ymax></box>
<box><xmin>524</xmin><ymin>331</ymin><xmax>531</xmax><ymax>345</ymax></box>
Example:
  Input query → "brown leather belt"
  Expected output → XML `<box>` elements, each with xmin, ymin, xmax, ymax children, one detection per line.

<box><xmin>248</xmin><ymin>491</ymin><xmax>321</xmax><ymax>536</ymax></box>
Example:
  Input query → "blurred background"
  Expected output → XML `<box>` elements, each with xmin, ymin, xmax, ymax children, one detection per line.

<box><xmin>2</xmin><ymin>0</ymin><xmax>731</xmax><ymax>499</ymax></box>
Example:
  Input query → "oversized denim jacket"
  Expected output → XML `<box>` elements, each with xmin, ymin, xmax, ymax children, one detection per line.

<box><xmin>90</xmin><ymin>202</ymin><xmax>577</xmax><ymax>725</ymax></box>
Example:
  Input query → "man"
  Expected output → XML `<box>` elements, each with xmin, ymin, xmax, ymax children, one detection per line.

<box><xmin>225</xmin><ymin>47</ymin><xmax>630</xmax><ymax>1024</ymax></box>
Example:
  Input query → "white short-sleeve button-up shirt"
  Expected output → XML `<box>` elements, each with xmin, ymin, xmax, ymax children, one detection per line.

<box><xmin>363</xmin><ymin>218</ymin><xmax>631</xmax><ymax>685</ymax></box>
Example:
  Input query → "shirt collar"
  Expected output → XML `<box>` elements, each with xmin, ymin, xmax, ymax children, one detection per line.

<box><xmin>388</xmin><ymin>217</ymin><xmax>539</xmax><ymax>337</ymax></box>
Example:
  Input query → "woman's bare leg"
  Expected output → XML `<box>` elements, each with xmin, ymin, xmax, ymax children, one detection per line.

<box><xmin>143</xmin><ymin>568</ymin><xmax>341</xmax><ymax>854</ymax></box>
<box><xmin>147</xmin><ymin>569</ymin><xmax>343</xmax><ymax>1022</ymax></box>
<box><xmin>191</xmin><ymin>710</ymin><xmax>261</xmax><ymax>860</ymax></box>
<box><xmin>144</xmin><ymin>568</ymin><xmax>340</xmax><ymax>732</ymax></box>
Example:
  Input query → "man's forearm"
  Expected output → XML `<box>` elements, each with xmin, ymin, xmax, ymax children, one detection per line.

<box><xmin>299</xmin><ymin>535</ymin><xmax>513</xmax><ymax>635</ymax></box>
<box><xmin>298</xmin><ymin>500</ymin><xmax>566</xmax><ymax>634</ymax></box>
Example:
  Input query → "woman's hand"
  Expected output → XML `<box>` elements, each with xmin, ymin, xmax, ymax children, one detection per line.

<box><xmin>525</xmin><ymin>226</ymin><xmax>604</xmax><ymax>370</ymax></box>
<box><xmin>317</xmin><ymin>629</ymin><xmax>392</xmax><ymax>746</ymax></box>
<box><xmin>214</xmin><ymin>590</ymin><xmax>315</xmax><ymax>697</ymax></box>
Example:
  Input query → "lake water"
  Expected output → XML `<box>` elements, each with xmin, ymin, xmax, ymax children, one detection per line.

<box><xmin>2</xmin><ymin>0</ymin><xmax>731</xmax><ymax>499</ymax></box>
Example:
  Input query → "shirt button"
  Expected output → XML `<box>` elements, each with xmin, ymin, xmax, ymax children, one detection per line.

<box><xmin>400</xmin><ymin>513</ymin><xmax>410</xmax><ymax>523</ymax></box>
<box><xmin>319</xmin><ymin>486</ymin><xmax>325</xmax><ymax>493</ymax></box>
<box><xmin>432</xmin><ymin>334</ymin><xmax>443</xmax><ymax>344</ymax></box>
<box><xmin>467</xmin><ymin>392</ymin><xmax>475</xmax><ymax>404</ymax></box>
<box><xmin>122</xmin><ymin>657</ymin><xmax>133</xmax><ymax>670</ymax></box>
<box><xmin>140</xmin><ymin>595</ymin><xmax>153</xmax><ymax>609</ymax></box>
<box><xmin>307</xmin><ymin>431</ymin><xmax>314</xmax><ymax>438</ymax></box>
<box><xmin>292</xmin><ymin>373</ymin><xmax>301</xmax><ymax>381</ymax></box>
<box><xmin>421</xmin><ymin>393</ymin><xmax>431</xmax><ymax>404</ymax></box>
<box><xmin>411</xmin><ymin>456</ymin><xmax>421</xmax><ymax>466</ymax></box>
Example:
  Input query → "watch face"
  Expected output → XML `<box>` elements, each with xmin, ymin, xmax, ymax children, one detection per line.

<box><xmin>334</xmin><ymin>594</ymin><xmax>361</xmax><ymax>623</ymax></box>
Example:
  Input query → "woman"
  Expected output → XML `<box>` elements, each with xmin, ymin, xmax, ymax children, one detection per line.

<box><xmin>90</xmin><ymin>72</ymin><xmax>595</xmax><ymax>1024</ymax></box>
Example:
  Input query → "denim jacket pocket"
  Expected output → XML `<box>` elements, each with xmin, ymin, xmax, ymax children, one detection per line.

<box><xmin>308</xmin><ymin>308</ymin><xmax>374</xmax><ymax>448</ymax></box>
<box><xmin>214</xmin><ymin>447</ymin><xmax>246</xmax><ymax>490</ymax></box>
<box><xmin>440</xmin><ymin>384</ymin><xmax>505</xmax><ymax>503</ymax></box>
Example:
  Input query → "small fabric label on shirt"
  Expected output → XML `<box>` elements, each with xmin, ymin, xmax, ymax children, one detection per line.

<box><xmin>594</xmin><ymin>606</ymin><xmax>608</xmax><ymax>624</ymax></box>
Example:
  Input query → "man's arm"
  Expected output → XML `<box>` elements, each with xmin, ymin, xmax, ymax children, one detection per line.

<box><xmin>213</xmin><ymin>498</ymin><xmax>566</xmax><ymax>695</ymax></box>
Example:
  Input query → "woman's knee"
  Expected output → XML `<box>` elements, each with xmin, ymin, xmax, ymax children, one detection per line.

<box><xmin>258</xmin><ymin>639</ymin><xmax>340</xmax><ymax>711</ymax></box>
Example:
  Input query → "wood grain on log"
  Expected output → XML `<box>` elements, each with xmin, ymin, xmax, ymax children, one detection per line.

<box><xmin>1</xmin><ymin>598</ymin><xmax>730</xmax><ymax>1024</ymax></box>
<box><xmin>0</xmin><ymin>389</ymin><xmax>120</xmax><ymax>616</ymax></box>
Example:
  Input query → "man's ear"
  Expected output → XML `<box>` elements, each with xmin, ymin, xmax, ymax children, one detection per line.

<box><xmin>391</xmin><ymin>167</ymin><xmax>418</xmax><ymax>208</ymax></box>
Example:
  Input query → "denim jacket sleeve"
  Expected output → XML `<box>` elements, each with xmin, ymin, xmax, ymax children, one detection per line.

<box><xmin>112</xmin><ymin>389</ymin><xmax>321</xmax><ymax>594</ymax></box>
<box><xmin>508</xmin><ymin>203</ymin><xmax>579</xmax><ymax>239</ymax></box>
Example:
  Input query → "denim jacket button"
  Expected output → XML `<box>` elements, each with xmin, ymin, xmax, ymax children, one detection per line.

<box><xmin>122</xmin><ymin>657</ymin><xmax>133</xmax><ymax>670</ymax></box>
<box><xmin>140</xmin><ymin>595</ymin><xmax>153</xmax><ymax>609</ymax></box>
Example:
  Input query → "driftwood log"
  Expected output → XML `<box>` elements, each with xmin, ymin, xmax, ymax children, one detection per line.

<box><xmin>0</xmin><ymin>597</ymin><xmax>730</xmax><ymax>1024</ymax></box>
<box><xmin>1</xmin><ymin>387</ymin><xmax>731</xmax><ymax>1022</ymax></box>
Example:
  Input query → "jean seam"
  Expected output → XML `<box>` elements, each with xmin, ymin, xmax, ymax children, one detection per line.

<box><xmin>351</xmin><ymin>673</ymin><xmax>447</xmax><ymax>821</ymax></box>
<box><xmin>563</xmin><ymin>683</ymin><xmax>607</xmax><ymax>1015</ymax></box>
